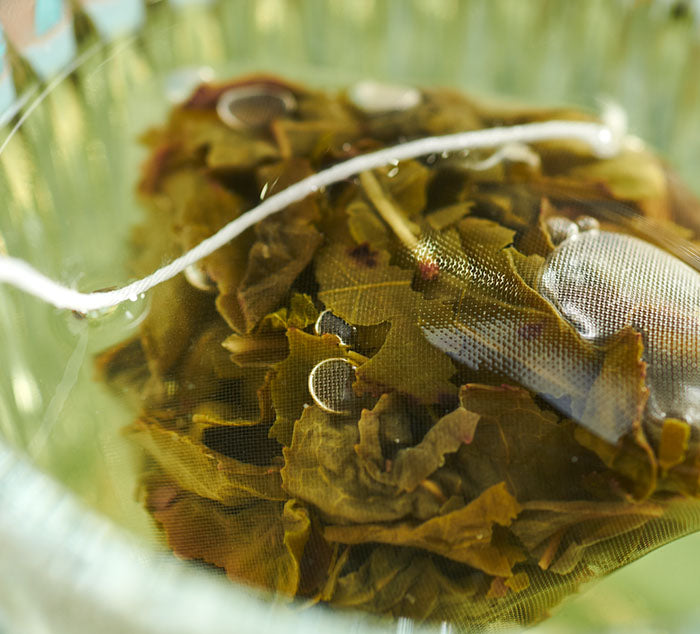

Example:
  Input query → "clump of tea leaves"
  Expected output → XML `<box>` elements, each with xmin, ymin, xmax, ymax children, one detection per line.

<box><xmin>97</xmin><ymin>75</ymin><xmax>700</xmax><ymax>629</ymax></box>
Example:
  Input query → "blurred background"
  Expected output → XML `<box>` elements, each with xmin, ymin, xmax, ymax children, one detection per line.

<box><xmin>0</xmin><ymin>1</ymin><xmax>699</xmax><ymax>632</ymax></box>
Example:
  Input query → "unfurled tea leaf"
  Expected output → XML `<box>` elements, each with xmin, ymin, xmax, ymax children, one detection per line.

<box><xmin>316</xmin><ymin>245</ymin><xmax>457</xmax><ymax>401</ymax></box>
<box><xmin>258</xmin><ymin>293</ymin><xmax>319</xmax><ymax>332</ymax></box>
<box><xmin>564</xmin><ymin>148</ymin><xmax>670</xmax><ymax>220</ymax></box>
<box><xmin>128</xmin><ymin>415</ymin><xmax>286</xmax><ymax>503</ymax></box>
<box><xmin>581</xmin><ymin>328</ymin><xmax>649</xmax><ymax>451</ymax></box>
<box><xmin>329</xmin><ymin>545</ymin><xmax>483</xmax><ymax>622</ymax></box>
<box><xmin>325</xmin><ymin>482</ymin><xmax>521</xmax><ymax>575</ymax></box>
<box><xmin>456</xmin><ymin>385</ymin><xmax>604</xmax><ymax>502</ymax></box>
<box><xmin>282</xmin><ymin>405</ymin><xmax>455</xmax><ymax>523</ymax></box>
<box><xmin>269</xmin><ymin>329</ymin><xmax>348</xmax><ymax>446</ymax></box>
<box><xmin>372</xmin><ymin>399</ymin><xmax>479</xmax><ymax>493</ymax></box>
<box><xmin>510</xmin><ymin>499</ymin><xmax>663</xmax><ymax>574</ymax></box>
<box><xmin>375</xmin><ymin>160</ymin><xmax>432</xmax><ymax>218</ymax></box>
<box><xmin>237</xmin><ymin>223</ymin><xmax>322</xmax><ymax>332</ymax></box>
<box><xmin>152</xmin><ymin>491</ymin><xmax>309</xmax><ymax>595</ymax></box>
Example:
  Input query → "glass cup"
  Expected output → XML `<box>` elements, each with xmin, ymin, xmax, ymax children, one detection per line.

<box><xmin>1</xmin><ymin>1</ymin><xmax>699</xmax><ymax>632</ymax></box>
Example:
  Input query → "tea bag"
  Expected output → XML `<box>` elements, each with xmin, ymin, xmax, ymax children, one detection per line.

<box><xmin>83</xmin><ymin>75</ymin><xmax>700</xmax><ymax>629</ymax></box>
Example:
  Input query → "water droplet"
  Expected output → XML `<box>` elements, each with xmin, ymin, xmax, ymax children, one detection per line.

<box><xmin>308</xmin><ymin>358</ymin><xmax>357</xmax><ymax>414</ymax></box>
<box><xmin>575</xmin><ymin>215</ymin><xmax>600</xmax><ymax>232</ymax></box>
<box><xmin>545</xmin><ymin>216</ymin><xmax>579</xmax><ymax>245</ymax></box>
<box><xmin>216</xmin><ymin>83</ymin><xmax>297</xmax><ymax>129</ymax></box>
<box><xmin>184</xmin><ymin>264</ymin><xmax>217</xmax><ymax>292</ymax></box>
<box><xmin>314</xmin><ymin>310</ymin><xmax>357</xmax><ymax>347</ymax></box>
<box><xmin>347</xmin><ymin>80</ymin><xmax>421</xmax><ymax>115</ymax></box>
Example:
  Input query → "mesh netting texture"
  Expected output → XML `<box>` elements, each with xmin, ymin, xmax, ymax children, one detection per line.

<box><xmin>89</xmin><ymin>75</ymin><xmax>700</xmax><ymax>631</ymax></box>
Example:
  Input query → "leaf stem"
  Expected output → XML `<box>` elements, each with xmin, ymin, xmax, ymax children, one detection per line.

<box><xmin>359</xmin><ymin>171</ymin><xmax>420</xmax><ymax>251</ymax></box>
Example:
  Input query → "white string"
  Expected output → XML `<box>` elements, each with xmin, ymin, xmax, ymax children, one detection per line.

<box><xmin>0</xmin><ymin>108</ymin><xmax>625</xmax><ymax>315</ymax></box>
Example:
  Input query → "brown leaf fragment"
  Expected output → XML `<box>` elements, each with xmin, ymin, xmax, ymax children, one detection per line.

<box><xmin>138</xmin><ymin>142</ymin><xmax>181</xmax><ymax>194</ymax></box>
<box><xmin>183</xmin><ymin>74</ymin><xmax>307</xmax><ymax>110</ymax></box>
<box><xmin>486</xmin><ymin>576</ymin><xmax>509</xmax><ymax>599</ymax></box>
<box><xmin>537</xmin><ymin>529</ymin><xmax>565</xmax><ymax>570</ymax></box>
<box><xmin>152</xmin><ymin>491</ymin><xmax>309</xmax><ymax>596</ymax></box>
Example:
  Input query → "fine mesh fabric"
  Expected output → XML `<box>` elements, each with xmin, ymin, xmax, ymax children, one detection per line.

<box><xmin>539</xmin><ymin>230</ymin><xmax>700</xmax><ymax>425</ymax></box>
<box><xmin>2</xmin><ymin>39</ymin><xmax>700</xmax><ymax>631</ymax></box>
<box><xmin>3</xmin><ymin>3</ymin><xmax>700</xmax><ymax>634</ymax></box>
<box><xmin>84</xmin><ymin>71</ymin><xmax>700</xmax><ymax>633</ymax></box>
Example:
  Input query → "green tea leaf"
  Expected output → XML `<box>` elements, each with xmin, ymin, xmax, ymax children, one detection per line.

<box><xmin>258</xmin><ymin>293</ymin><xmax>319</xmax><ymax>332</ymax></box>
<box><xmin>456</xmin><ymin>385</ymin><xmax>605</xmax><ymax>502</ymax></box>
<box><xmin>346</xmin><ymin>199</ymin><xmax>391</xmax><ymax>249</ymax></box>
<box><xmin>127</xmin><ymin>415</ymin><xmax>286</xmax><ymax>503</ymax></box>
<box><xmin>356</xmin><ymin>394</ymin><xmax>479</xmax><ymax>493</ymax></box>
<box><xmin>510</xmin><ymin>499</ymin><xmax>663</xmax><ymax>574</ymax></box>
<box><xmin>237</xmin><ymin>223</ymin><xmax>322</xmax><ymax>332</ymax></box>
<box><xmin>152</xmin><ymin>491</ymin><xmax>309</xmax><ymax>595</ymax></box>
<box><xmin>316</xmin><ymin>245</ymin><xmax>457</xmax><ymax>402</ymax></box>
<box><xmin>140</xmin><ymin>274</ymin><xmax>217</xmax><ymax>378</ymax></box>
<box><xmin>281</xmin><ymin>405</ymin><xmax>446</xmax><ymax>523</ymax></box>
<box><xmin>565</xmin><ymin>148</ymin><xmax>670</xmax><ymax>220</ymax></box>
<box><xmin>325</xmin><ymin>482</ymin><xmax>521</xmax><ymax>575</ymax></box>
<box><xmin>269</xmin><ymin>329</ymin><xmax>348</xmax><ymax>446</ymax></box>
<box><xmin>581</xmin><ymin>328</ymin><xmax>649</xmax><ymax>449</ymax></box>
<box><xmin>375</xmin><ymin>160</ymin><xmax>432</xmax><ymax>218</ymax></box>
<box><xmin>329</xmin><ymin>545</ymin><xmax>483</xmax><ymax>622</ymax></box>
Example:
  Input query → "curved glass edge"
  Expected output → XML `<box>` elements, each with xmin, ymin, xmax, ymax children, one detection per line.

<box><xmin>0</xmin><ymin>439</ymin><xmax>444</xmax><ymax>634</ymax></box>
